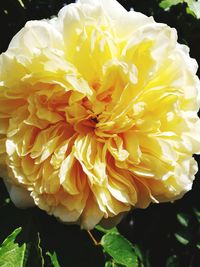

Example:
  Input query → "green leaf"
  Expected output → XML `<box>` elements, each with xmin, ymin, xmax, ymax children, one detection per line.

<box><xmin>96</xmin><ymin>225</ymin><xmax>119</xmax><ymax>234</ymax></box>
<box><xmin>17</xmin><ymin>0</ymin><xmax>25</xmax><ymax>8</ymax></box>
<box><xmin>105</xmin><ymin>260</ymin><xmax>124</xmax><ymax>267</ymax></box>
<box><xmin>166</xmin><ymin>255</ymin><xmax>180</xmax><ymax>267</ymax></box>
<box><xmin>193</xmin><ymin>208</ymin><xmax>200</xmax><ymax>222</ymax></box>
<box><xmin>0</xmin><ymin>227</ymin><xmax>44</xmax><ymax>267</ymax></box>
<box><xmin>0</xmin><ymin>228</ymin><xmax>26</xmax><ymax>267</ymax></box>
<box><xmin>133</xmin><ymin>245</ymin><xmax>151</xmax><ymax>267</ymax></box>
<box><xmin>196</xmin><ymin>242</ymin><xmax>200</xmax><ymax>250</ymax></box>
<box><xmin>0</xmin><ymin>197</ymin><xmax>11</xmax><ymax>208</ymax></box>
<box><xmin>177</xmin><ymin>213</ymin><xmax>190</xmax><ymax>227</ymax></box>
<box><xmin>46</xmin><ymin>251</ymin><xmax>61</xmax><ymax>267</ymax></box>
<box><xmin>133</xmin><ymin>245</ymin><xmax>144</xmax><ymax>264</ymax></box>
<box><xmin>186</xmin><ymin>0</ymin><xmax>200</xmax><ymax>19</ymax></box>
<box><xmin>105</xmin><ymin>261</ymin><xmax>113</xmax><ymax>267</ymax></box>
<box><xmin>4</xmin><ymin>198</ymin><xmax>11</xmax><ymax>204</ymax></box>
<box><xmin>96</xmin><ymin>225</ymin><xmax>109</xmax><ymax>234</ymax></box>
<box><xmin>174</xmin><ymin>232</ymin><xmax>190</xmax><ymax>245</ymax></box>
<box><xmin>159</xmin><ymin>0</ymin><xmax>184</xmax><ymax>9</ymax></box>
<box><xmin>101</xmin><ymin>233</ymin><xmax>138</xmax><ymax>267</ymax></box>
<box><xmin>159</xmin><ymin>0</ymin><xmax>200</xmax><ymax>19</ymax></box>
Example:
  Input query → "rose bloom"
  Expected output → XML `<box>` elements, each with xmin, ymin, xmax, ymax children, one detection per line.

<box><xmin>0</xmin><ymin>0</ymin><xmax>200</xmax><ymax>229</ymax></box>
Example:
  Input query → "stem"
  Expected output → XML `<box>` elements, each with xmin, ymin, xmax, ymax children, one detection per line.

<box><xmin>87</xmin><ymin>230</ymin><xmax>100</xmax><ymax>246</ymax></box>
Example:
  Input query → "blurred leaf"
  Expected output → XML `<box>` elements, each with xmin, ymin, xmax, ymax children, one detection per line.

<box><xmin>46</xmin><ymin>251</ymin><xmax>61</xmax><ymax>267</ymax></box>
<box><xmin>101</xmin><ymin>232</ymin><xmax>138</xmax><ymax>267</ymax></box>
<box><xmin>133</xmin><ymin>245</ymin><xmax>150</xmax><ymax>267</ymax></box>
<box><xmin>134</xmin><ymin>245</ymin><xmax>144</xmax><ymax>264</ymax></box>
<box><xmin>186</xmin><ymin>0</ymin><xmax>200</xmax><ymax>18</ymax></box>
<box><xmin>174</xmin><ymin>232</ymin><xmax>190</xmax><ymax>245</ymax></box>
<box><xmin>105</xmin><ymin>262</ymin><xmax>124</xmax><ymax>267</ymax></box>
<box><xmin>105</xmin><ymin>261</ymin><xmax>113</xmax><ymax>267</ymax></box>
<box><xmin>177</xmin><ymin>213</ymin><xmax>190</xmax><ymax>227</ymax></box>
<box><xmin>196</xmin><ymin>242</ymin><xmax>200</xmax><ymax>250</ymax></box>
<box><xmin>17</xmin><ymin>0</ymin><xmax>25</xmax><ymax>8</ymax></box>
<box><xmin>193</xmin><ymin>208</ymin><xmax>200</xmax><ymax>223</ymax></box>
<box><xmin>4</xmin><ymin>198</ymin><xmax>10</xmax><ymax>204</ymax></box>
<box><xmin>0</xmin><ymin>197</ymin><xmax>11</xmax><ymax>208</ymax></box>
<box><xmin>0</xmin><ymin>227</ymin><xmax>44</xmax><ymax>267</ymax></box>
<box><xmin>166</xmin><ymin>255</ymin><xmax>180</xmax><ymax>267</ymax></box>
<box><xmin>159</xmin><ymin>0</ymin><xmax>200</xmax><ymax>19</ymax></box>
<box><xmin>159</xmin><ymin>0</ymin><xmax>184</xmax><ymax>9</ymax></box>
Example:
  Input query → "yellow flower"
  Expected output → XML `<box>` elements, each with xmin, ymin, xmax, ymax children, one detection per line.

<box><xmin>0</xmin><ymin>0</ymin><xmax>200</xmax><ymax>229</ymax></box>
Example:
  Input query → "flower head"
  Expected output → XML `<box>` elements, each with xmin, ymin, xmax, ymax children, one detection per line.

<box><xmin>0</xmin><ymin>0</ymin><xmax>200</xmax><ymax>229</ymax></box>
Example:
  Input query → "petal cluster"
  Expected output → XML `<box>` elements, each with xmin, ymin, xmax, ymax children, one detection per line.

<box><xmin>0</xmin><ymin>0</ymin><xmax>200</xmax><ymax>229</ymax></box>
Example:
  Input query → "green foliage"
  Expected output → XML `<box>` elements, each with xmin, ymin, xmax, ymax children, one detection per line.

<box><xmin>0</xmin><ymin>228</ymin><xmax>26</xmax><ymax>267</ymax></box>
<box><xmin>159</xmin><ymin>0</ymin><xmax>184</xmax><ymax>9</ymax></box>
<box><xmin>95</xmin><ymin>225</ymin><xmax>118</xmax><ymax>234</ymax></box>
<box><xmin>46</xmin><ymin>251</ymin><xmax>61</xmax><ymax>267</ymax></box>
<box><xmin>193</xmin><ymin>208</ymin><xmax>200</xmax><ymax>222</ymax></box>
<box><xmin>174</xmin><ymin>231</ymin><xmax>190</xmax><ymax>245</ymax></box>
<box><xmin>166</xmin><ymin>255</ymin><xmax>180</xmax><ymax>267</ymax></box>
<box><xmin>101</xmin><ymin>230</ymin><xmax>138</xmax><ymax>267</ymax></box>
<box><xmin>159</xmin><ymin>0</ymin><xmax>200</xmax><ymax>18</ymax></box>
<box><xmin>17</xmin><ymin>0</ymin><xmax>25</xmax><ymax>8</ymax></box>
<box><xmin>196</xmin><ymin>242</ymin><xmax>200</xmax><ymax>250</ymax></box>
<box><xmin>105</xmin><ymin>261</ymin><xmax>113</xmax><ymax>267</ymax></box>
<box><xmin>174</xmin><ymin>209</ymin><xmax>200</xmax><ymax>250</ymax></box>
<box><xmin>186</xmin><ymin>0</ymin><xmax>200</xmax><ymax>18</ymax></box>
<box><xmin>177</xmin><ymin>212</ymin><xmax>190</xmax><ymax>227</ymax></box>
<box><xmin>0</xmin><ymin>228</ymin><xmax>44</xmax><ymax>267</ymax></box>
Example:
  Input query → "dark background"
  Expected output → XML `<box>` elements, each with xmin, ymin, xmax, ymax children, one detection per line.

<box><xmin>0</xmin><ymin>1</ymin><xmax>200</xmax><ymax>266</ymax></box>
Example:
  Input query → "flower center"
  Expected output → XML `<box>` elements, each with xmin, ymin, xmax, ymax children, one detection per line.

<box><xmin>90</xmin><ymin>116</ymin><xmax>99</xmax><ymax>124</ymax></box>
